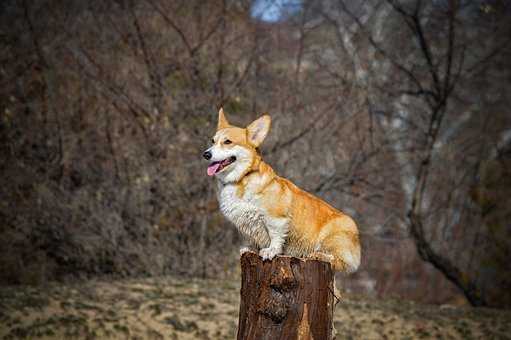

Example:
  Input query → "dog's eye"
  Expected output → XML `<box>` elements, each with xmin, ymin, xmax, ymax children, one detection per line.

<box><xmin>224</xmin><ymin>139</ymin><xmax>232</xmax><ymax>145</ymax></box>
<box><xmin>211</xmin><ymin>139</ymin><xmax>215</xmax><ymax>144</ymax></box>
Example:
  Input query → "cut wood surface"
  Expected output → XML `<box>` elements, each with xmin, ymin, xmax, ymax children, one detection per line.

<box><xmin>237</xmin><ymin>251</ymin><xmax>335</xmax><ymax>340</ymax></box>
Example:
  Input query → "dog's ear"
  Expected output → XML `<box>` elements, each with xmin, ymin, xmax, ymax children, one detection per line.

<box><xmin>217</xmin><ymin>108</ymin><xmax>231</xmax><ymax>130</ymax></box>
<box><xmin>247</xmin><ymin>115</ymin><xmax>271</xmax><ymax>147</ymax></box>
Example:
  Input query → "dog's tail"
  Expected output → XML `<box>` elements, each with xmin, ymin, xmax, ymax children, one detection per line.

<box><xmin>321</xmin><ymin>216</ymin><xmax>361</xmax><ymax>273</ymax></box>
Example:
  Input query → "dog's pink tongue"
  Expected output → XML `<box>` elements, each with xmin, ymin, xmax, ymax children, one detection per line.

<box><xmin>207</xmin><ymin>163</ymin><xmax>220</xmax><ymax>176</ymax></box>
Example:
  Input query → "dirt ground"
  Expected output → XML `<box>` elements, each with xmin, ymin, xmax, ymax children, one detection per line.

<box><xmin>1</xmin><ymin>276</ymin><xmax>510</xmax><ymax>339</ymax></box>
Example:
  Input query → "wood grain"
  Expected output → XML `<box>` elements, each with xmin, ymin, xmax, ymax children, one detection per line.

<box><xmin>237</xmin><ymin>252</ymin><xmax>335</xmax><ymax>340</ymax></box>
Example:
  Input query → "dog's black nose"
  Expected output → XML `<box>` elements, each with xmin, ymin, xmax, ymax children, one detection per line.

<box><xmin>203</xmin><ymin>151</ymin><xmax>212</xmax><ymax>160</ymax></box>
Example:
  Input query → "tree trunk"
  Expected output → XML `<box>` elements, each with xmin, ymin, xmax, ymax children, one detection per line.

<box><xmin>237</xmin><ymin>252</ymin><xmax>335</xmax><ymax>340</ymax></box>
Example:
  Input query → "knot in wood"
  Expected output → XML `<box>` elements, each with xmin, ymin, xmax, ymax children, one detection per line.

<box><xmin>256</xmin><ymin>289</ymin><xmax>288</xmax><ymax>323</ymax></box>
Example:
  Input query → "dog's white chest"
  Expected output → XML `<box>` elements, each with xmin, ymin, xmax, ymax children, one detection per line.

<box><xmin>218</xmin><ymin>184</ymin><xmax>270</xmax><ymax>247</ymax></box>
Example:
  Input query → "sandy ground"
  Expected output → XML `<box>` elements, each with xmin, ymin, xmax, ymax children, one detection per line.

<box><xmin>1</xmin><ymin>276</ymin><xmax>510</xmax><ymax>339</ymax></box>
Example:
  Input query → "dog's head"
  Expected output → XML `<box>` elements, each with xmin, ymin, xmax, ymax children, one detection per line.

<box><xmin>203</xmin><ymin>108</ymin><xmax>271</xmax><ymax>183</ymax></box>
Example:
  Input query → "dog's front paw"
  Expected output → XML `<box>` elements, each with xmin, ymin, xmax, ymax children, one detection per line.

<box><xmin>259</xmin><ymin>247</ymin><xmax>281</xmax><ymax>261</ymax></box>
<box><xmin>240</xmin><ymin>247</ymin><xmax>256</xmax><ymax>255</ymax></box>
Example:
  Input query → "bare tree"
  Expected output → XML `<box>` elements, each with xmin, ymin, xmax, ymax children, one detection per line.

<box><xmin>320</xmin><ymin>0</ymin><xmax>511</xmax><ymax>306</ymax></box>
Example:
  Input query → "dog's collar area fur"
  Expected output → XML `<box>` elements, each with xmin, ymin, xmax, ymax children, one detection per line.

<box><xmin>240</xmin><ymin>154</ymin><xmax>268</xmax><ymax>180</ymax></box>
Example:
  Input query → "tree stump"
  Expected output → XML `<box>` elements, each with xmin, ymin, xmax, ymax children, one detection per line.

<box><xmin>237</xmin><ymin>252</ymin><xmax>335</xmax><ymax>340</ymax></box>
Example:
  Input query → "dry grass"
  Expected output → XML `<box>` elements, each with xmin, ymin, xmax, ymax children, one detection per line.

<box><xmin>1</xmin><ymin>276</ymin><xmax>510</xmax><ymax>339</ymax></box>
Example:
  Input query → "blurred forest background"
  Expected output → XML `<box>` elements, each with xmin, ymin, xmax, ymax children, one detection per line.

<box><xmin>1</xmin><ymin>0</ymin><xmax>510</xmax><ymax>309</ymax></box>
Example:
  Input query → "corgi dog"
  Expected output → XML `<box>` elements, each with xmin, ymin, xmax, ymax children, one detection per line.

<box><xmin>203</xmin><ymin>108</ymin><xmax>361</xmax><ymax>273</ymax></box>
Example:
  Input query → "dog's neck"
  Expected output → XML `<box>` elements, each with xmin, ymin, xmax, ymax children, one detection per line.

<box><xmin>247</xmin><ymin>154</ymin><xmax>262</xmax><ymax>174</ymax></box>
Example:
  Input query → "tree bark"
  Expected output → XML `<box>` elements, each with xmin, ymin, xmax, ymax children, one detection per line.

<box><xmin>237</xmin><ymin>252</ymin><xmax>335</xmax><ymax>340</ymax></box>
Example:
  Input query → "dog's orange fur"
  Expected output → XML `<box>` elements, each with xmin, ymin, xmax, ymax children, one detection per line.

<box><xmin>209</xmin><ymin>109</ymin><xmax>361</xmax><ymax>273</ymax></box>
